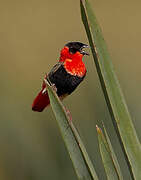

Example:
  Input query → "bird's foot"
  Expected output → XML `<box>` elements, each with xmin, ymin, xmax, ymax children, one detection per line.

<box><xmin>51</xmin><ymin>83</ymin><xmax>57</xmax><ymax>92</ymax></box>
<box><xmin>43</xmin><ymin>76</ymin><xmax>57</xmax><ymax>93</ymax></box>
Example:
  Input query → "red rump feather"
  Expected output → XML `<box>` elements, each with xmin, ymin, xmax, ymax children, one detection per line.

<box><xmin>32</xmin><ymin>78</ymin><xmax>50</xmax><ymax>112</ymax></box>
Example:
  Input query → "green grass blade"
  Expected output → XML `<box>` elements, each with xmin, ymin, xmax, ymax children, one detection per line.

<box><xmin>102</xmin><ymin>125</ymin><xmax>123</xmax><ymax>180</ymax></box>
<box><xmin>96</xmin><ymin>125</ymin><xmax>121</xmax><ymax>180</ymax></box>
<box><xmin>45</xmin><ymin>80</ymin><xmax>98</xmax><ymax>180</ymax></box>
<box><xmin>80</xmin><ymin>0</ymin><xmax>141</xmax><ymax>179</ymax></box>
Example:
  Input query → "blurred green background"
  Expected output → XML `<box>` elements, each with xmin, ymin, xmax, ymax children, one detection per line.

<box><xmin>0</xmin><ymin>0</ymin><xmax>141</xmax><ymax>179</ymax></box>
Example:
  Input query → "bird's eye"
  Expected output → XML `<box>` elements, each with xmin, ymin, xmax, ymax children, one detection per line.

<box><xmin>69</xmin><ymin>48</ymin><xmax>77</xmax><ymax>54</ymax></box>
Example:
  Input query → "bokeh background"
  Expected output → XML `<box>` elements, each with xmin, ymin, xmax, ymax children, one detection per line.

<box><xmin>0</xmin><ymin>0</ymin><xmax>141</xmax><ymax>179</ymax></box>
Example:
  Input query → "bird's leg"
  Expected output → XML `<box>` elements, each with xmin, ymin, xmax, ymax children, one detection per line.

<box><xmin>46</xmin><ymin>75</ymin><xmax>57</xmax><ymax>92</ymax></box>
<box><xmin>43</xmin><ymin>74</ymin><xmax>57</xmax><ymax>93</ymax></box>
<box><xmin>51</xmin><ymin>83</ymin><xmax>57</xmax><ymax>92</ymax></box>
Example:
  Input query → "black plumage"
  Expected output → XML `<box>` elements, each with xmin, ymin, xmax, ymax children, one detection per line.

<box><xmin>48</xmin><ymin>62</ymin><xmax>85</xmax><ymax>96</ymax></box>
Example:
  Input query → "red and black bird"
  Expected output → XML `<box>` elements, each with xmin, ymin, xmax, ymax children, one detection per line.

<box><xmin>32</xmin><ymin>42</ymin><xmax>89</xmax><ymax>112</ymax></box>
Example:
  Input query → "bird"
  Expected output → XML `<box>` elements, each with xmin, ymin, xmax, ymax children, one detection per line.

<box><xmin>32</xmin><ymin>41</ymin><xmax>89</xmax><ymax>112</ymax></box>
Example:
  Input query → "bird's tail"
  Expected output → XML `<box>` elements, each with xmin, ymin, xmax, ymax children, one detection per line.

<box><xmin>32</xmin><ymin>79</ymin><xmax>50</xmax><ymax>112</ymax></box>
<box><xmin>32</xmin><ymin>88</ymin><xmax>50</xmax><ymax>112</ymax></box>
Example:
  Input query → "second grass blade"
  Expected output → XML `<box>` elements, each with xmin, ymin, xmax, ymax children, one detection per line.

<box><xmin>96</xmin><ymin>125</ymin><xmax>123</xmax><ymax>180</ymax></box>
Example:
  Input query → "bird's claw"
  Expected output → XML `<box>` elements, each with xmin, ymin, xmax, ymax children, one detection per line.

<box><xmin>51</xmin><ymin>83</ymin><xmax>57</xmax><ymax>92</ymax></box>
<box><xmin>43</xmin><ymin>77</ymin><xmax>57</xmax><ymax>93</ymax></box>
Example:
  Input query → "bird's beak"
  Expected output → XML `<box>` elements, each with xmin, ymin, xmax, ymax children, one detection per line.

<box><xmin>80</xmin><ymin>44</ymin><xmax>90</xmax><ymax>56</ymax></box>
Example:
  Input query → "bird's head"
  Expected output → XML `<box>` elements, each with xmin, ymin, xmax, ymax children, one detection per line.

<box><xmin>59</xmin><ymin>42</ymin><xmax>89</xmax><ymax>62</ymax></box>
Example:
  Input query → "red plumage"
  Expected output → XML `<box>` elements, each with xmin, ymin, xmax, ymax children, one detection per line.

<box><xmin>32</xmin><ymin>89</ymin><xmax>50</xmax><ymax>112</ymax></box>
<box><xmin>32</xmin><ymin>78</ymin><xmax>50</xmax><ymax>111</ymax></box>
